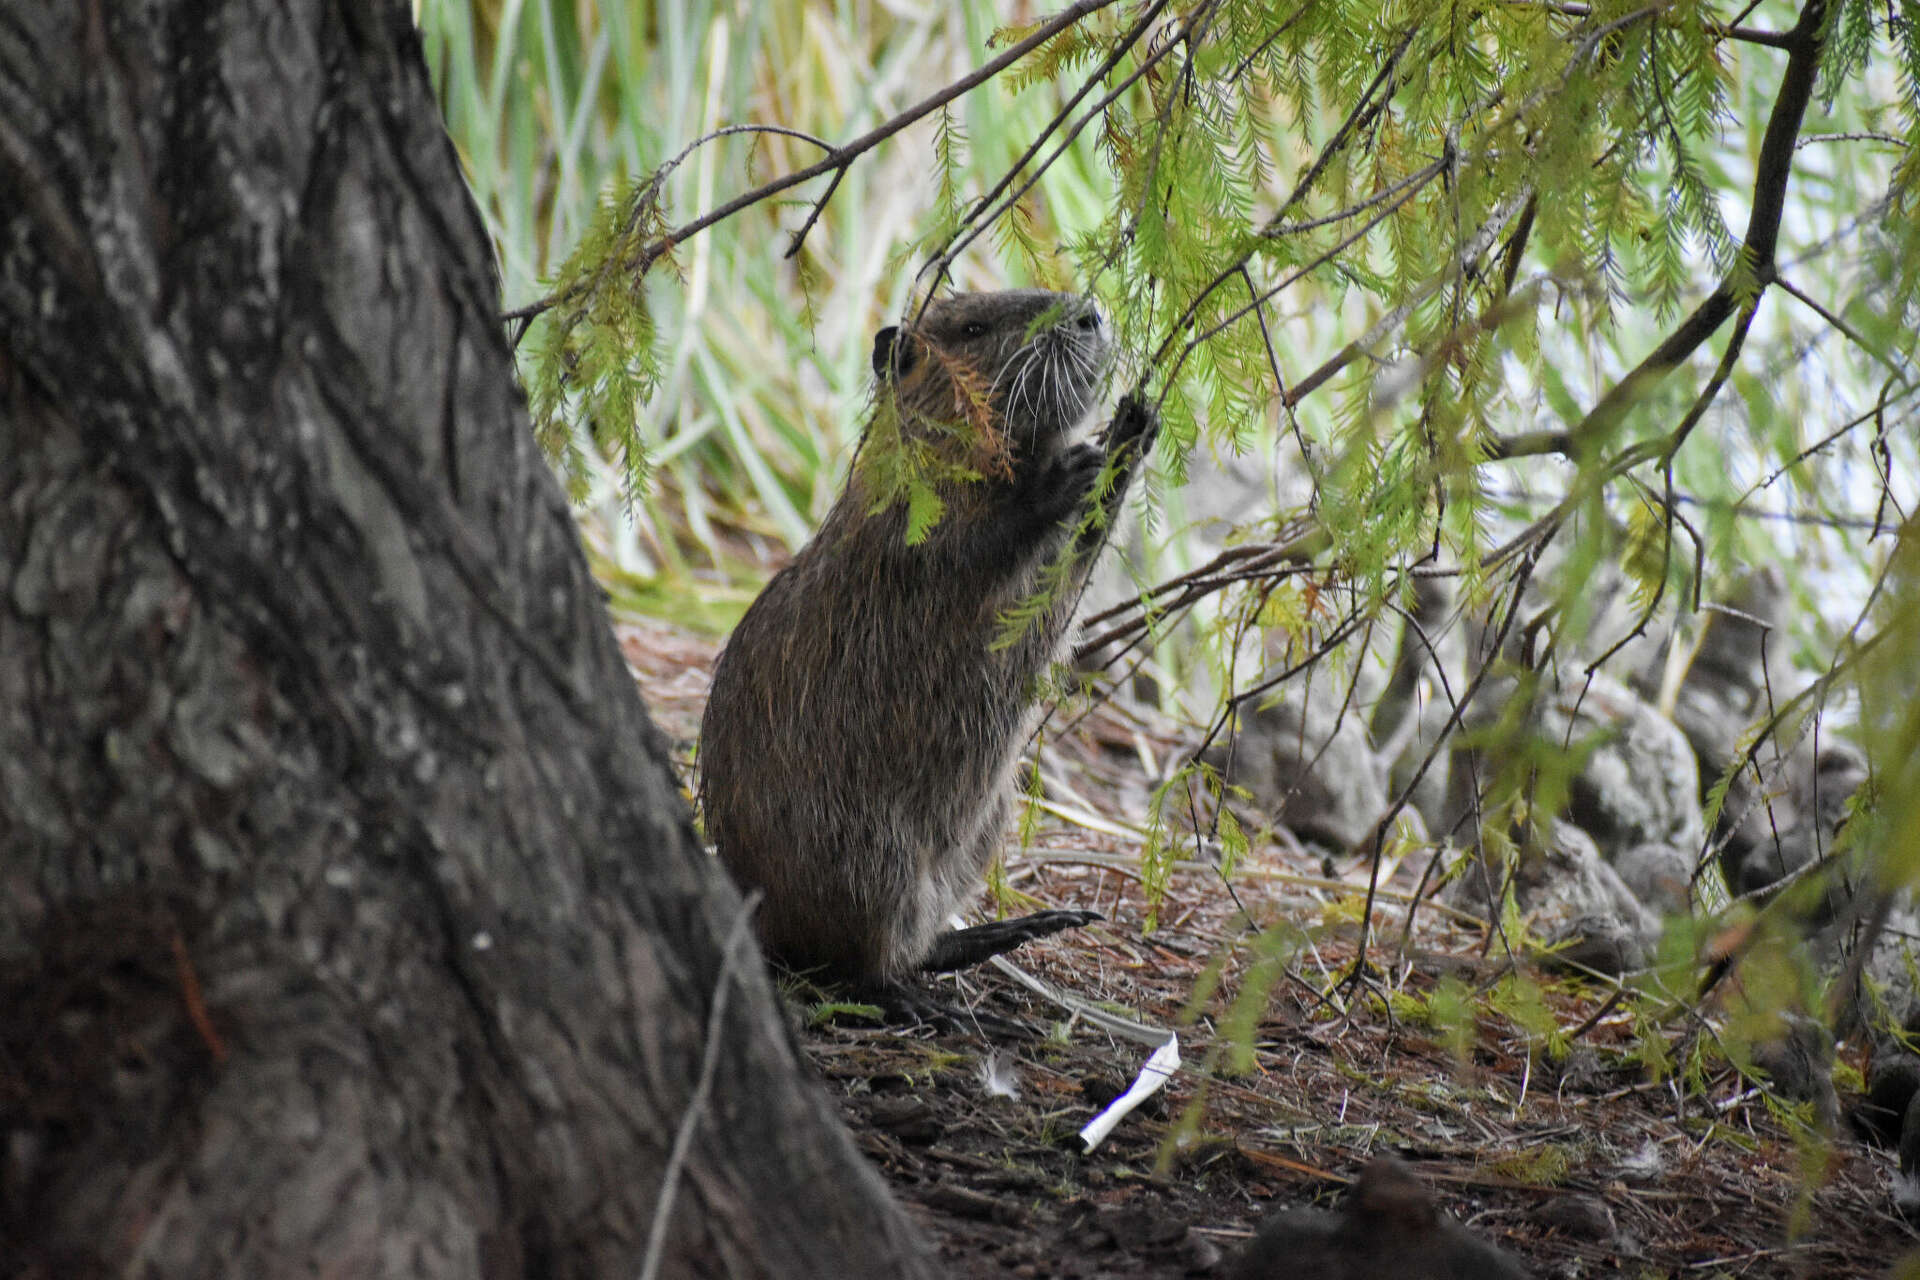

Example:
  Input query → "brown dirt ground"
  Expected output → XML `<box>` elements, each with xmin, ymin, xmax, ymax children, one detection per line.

<box><xmin>621</xmin><ymin>617</ymin><xmax>1920</xmax><ymax>1279</ymax></box>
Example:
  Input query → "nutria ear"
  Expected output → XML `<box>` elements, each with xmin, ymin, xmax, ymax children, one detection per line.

<box><xmin>872</xmin><ymin>325</ymin><xmax>916</xmax><ymax>379</ymax></box>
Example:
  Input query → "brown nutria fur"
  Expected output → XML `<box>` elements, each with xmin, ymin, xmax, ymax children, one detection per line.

<box><xmin>697</xmin><ymin>289</ymin><xmax>1156</xmax><ymax>983</ymax></box>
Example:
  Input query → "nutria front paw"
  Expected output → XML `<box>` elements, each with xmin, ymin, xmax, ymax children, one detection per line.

<box><xmin>1104</xmin><ymin>392</ymin><xmax>1160</xmax><ymax>457</ymax></box>
<box><xmin>1046</xmin><ymin>442</ymin><xmax>1104</xmax><ymax>514</ymax></box>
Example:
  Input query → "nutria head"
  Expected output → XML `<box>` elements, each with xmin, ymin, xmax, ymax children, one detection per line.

<box><xmin>870</xmin><ymin>290</ymin><xmax>1110</xmax><ymax>474</ymax></box>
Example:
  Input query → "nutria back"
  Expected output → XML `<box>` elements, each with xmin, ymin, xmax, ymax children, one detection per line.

<box><xmin>698</xmin><ymin>289</ymin><xmax>1154</xmax><ymax>981</ymax></box>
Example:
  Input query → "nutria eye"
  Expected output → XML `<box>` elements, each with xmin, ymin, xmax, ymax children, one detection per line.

<box><xmin>961</xmin><ymin>322</ymin><xmax>987</xmax><ymax>339</ymax></box>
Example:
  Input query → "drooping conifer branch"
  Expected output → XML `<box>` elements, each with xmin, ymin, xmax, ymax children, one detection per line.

<box><xmin>1509</xmin><ymin>0</ymin><xmax>1833</xmax><ymax>461</ymax></box>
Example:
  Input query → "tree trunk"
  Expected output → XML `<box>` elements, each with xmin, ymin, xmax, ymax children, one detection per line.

<box><xmin>0</xmin><ymin>2</ymin><xmax>935</xmax><ymax>1275</ymax></box>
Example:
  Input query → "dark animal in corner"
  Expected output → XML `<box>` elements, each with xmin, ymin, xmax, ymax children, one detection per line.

<box><xmin>1227</xmin><ymin>1155</ymin><xmax>1532</xmax><ymax>1280</ymax></box>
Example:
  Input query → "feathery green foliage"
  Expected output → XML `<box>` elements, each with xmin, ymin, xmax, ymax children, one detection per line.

<box><xmin>524</xmin><ymin>178</ymin><xmax>670</xmax><ymax>502</ymax></box>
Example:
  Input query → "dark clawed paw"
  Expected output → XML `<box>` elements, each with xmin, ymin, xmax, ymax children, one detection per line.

<box><xmin>1052</xmin><ymin>442</ymin><xmax>1104</xmax><ymax>502</ymax></box>
<box><xmin>1104</xmin><ymin>392</ymin><xmax>1160</xmax><ymax>455</ymax></box>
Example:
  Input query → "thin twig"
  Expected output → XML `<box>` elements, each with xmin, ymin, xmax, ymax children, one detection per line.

<box><xmin>921</xmin><ymin>0</ymin><xmax>1186</xmax><ymax>299</ymax></box>
<box><xmin>1503</xmin><ymin>0</ymin><xmax>1796</xmax><ymax>47</ymax></box>
<box><xmin>505</xmin><ymin>0</ymin><xmax>1124</xmax><ymax>333</ymax></box>
<box><xmin>922</xmin><ymin>0</ymin><xmax>1181</xmax><ymax>291</ymax></box>
<box><xmin>1773</xmin><ymin>273</ymin><xmax>1912</xmax><ymax>383</ymax></box>
<box><xmin>640</xmin><ymin>891</ymin><xmax>762</xmax><ymax>1280</ymax></box>
<box><xmin>1352</xmin><ymin>538</ymin><xmax>1546</xmax><ymax>990</ymax></box>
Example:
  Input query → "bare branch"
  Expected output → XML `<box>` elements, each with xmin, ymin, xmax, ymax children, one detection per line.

<box><xmin>1797</xmin><ymin>131</ymin><xmax>1910</xmax><ymax>149</ymax></box>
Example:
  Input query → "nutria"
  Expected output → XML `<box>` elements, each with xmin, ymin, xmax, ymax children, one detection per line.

<box><xmin>698</xmin><ymin>289</ymin><xmax>1156</xmax><ymax>983</ymax></box>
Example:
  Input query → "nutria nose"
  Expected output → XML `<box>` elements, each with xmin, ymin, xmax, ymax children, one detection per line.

<box><xmin>1075</xmin><ymin>306</ymin><xmax>1103</xmax><ymax>332</ymax></box>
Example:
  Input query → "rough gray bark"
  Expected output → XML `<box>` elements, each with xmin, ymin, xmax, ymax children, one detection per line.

<box><xmin>0</xmin><ymin>1</ymin><xmax>936</xmax><ymax>1275</ymax></box>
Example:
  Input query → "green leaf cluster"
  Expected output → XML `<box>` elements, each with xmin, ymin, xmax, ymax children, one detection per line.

<box><xmin>524</xmin><ymin>179</ymin><xmax>670</xmax><ymax>502</ymax></box>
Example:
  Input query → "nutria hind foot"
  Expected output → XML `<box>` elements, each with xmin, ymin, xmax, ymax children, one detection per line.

<box><xmin>919</xmin><ymin>909</ymin><xmax>1103</xmax><ymax>974</ymax></box>
<box><xmin>845</xmin><ymin>981</ymin><xmax>1038</xmax><ymax>1038</ymax></box>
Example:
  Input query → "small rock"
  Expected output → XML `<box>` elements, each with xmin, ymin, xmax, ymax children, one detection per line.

<box><xmin>1612</xmin><ymin>841</ymin><xmax>1694</xmax><ymax>917</ymax></box>
<box><xmin>1750</xmin><ymin>1012</ymin><xmax>1839</xmax><ymax>1130</ymax></box>
<box><xmin>1546</xmin><ymin>912</ymin><xmax>1649</xmax><ymax>977</ymax></box>
<box><xmin>866</xmin><ymin>1096</ymin><xmax>944</xmax><ymax>1144</ymax></box>
<box><xmin>1613</xmin><ymin>1139</ymin><xmax>1665</xmax><ymax>1183</ymax></box>
<box><xmin>1724</xmin><ymin>741</ymin><xmax>1869</xmax><ymax>899</ymax></box>
<box><xmin>1225</xmin><ymin>1156</ymin><xmax>1531</xmax><ymax>1279</ymax></box>
<box><xmin>1855</xmin><ymin>1048</ymin><xmax>1920</xmax><ymax>1148</ymax></box>
<box><xmin>1899</xmin><ymin>1093</ymin><xmax>1920</xmax><ymax>1219</ymax></box>
<box><xmin>1457</xmin><ymin>821</ymin><xmax>1659</xmax><ymax>976</ymax></box>
<box><xmin>1550</xmin><ymin>1046</ymin><xmax>1607</xmax><ymax>1095</ymax></box>
<box><xmin>1544</xmin><ymin>673</ymin><xmax>1707</xmax><ymax>865</ymax></box>
<box><xmin>1530</xmin><ymin>1193</ymin><xmax>1615</xmax><ymax>1240</ymax></box>
<box><xmin>1212</xmin><ymin>686</ymin><xmax>1391</xmax><ymax>851</ymax></box>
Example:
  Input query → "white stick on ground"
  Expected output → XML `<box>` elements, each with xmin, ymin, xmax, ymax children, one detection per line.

<box><xmin>1077</xmin><ymin>1034</ymin><xmax>1181</xmax><ymax>1153</ymax></box>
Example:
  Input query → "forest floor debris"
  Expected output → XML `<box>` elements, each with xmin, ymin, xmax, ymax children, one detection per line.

<box><xmin>621</xmin><ymin>618</ymin><xmax>1919</xmax><ymax>1278</ymax></box>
